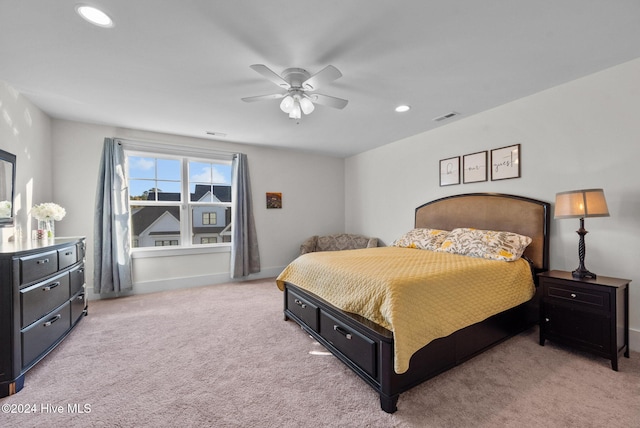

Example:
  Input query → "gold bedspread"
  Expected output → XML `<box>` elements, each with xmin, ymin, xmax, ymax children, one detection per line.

<box><xmin>276</xmin><ymin>247</ymin><xmax>535</xmax><ymax>374</ymax></box>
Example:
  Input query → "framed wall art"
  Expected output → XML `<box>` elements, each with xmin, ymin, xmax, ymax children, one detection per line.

<box><xmin>462</xmin><ymin>151</ymin><xmax>487</xmax><ymax>183</ymax></box>
<box><xmin>439</xmin><ymin>156</ymin><xmax>460</xmax><ymax>186</ymax></box>
<box><xmin>491</xmin><ymin>144</ymin><xmax>520</xmax><ymax>180</ymax></box>
<box><xmin>266</xmin><ymin>192</ymin><xmax>282</xmax><ymax>209</ymax></box>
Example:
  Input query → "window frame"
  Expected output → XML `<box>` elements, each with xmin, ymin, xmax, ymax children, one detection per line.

<box><xmin>124</xmin><ymin>143</ymin><xmax>234</xmax><ymax>258</ymax></box>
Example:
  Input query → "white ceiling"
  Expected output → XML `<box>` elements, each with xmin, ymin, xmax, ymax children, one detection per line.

<box><xmin>1</xmin><ymin>1</ymin><xmax>639</xmax><ymax>158</ymax></box>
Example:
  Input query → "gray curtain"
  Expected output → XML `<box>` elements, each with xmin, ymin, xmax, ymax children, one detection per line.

<box><xmin>230</xmin><ymin>153</ymin><xmax>260</xmax><ymax>278</ymax></box>
<box><xmin>93</xmin><ymin>138</ymin><xmax>133</xmax><ymax>293</ymax></box>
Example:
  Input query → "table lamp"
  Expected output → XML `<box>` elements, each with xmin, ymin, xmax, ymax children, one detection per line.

<box><xmin>554</xmin><ymin>189</ymin><xmax>609</xmax><ymax>279</ymax></box>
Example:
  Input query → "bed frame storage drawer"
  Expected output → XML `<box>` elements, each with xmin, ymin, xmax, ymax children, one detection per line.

<box><xmin>20</xmin><ymin>272</ymin><xmax>70</xmax><ymax>329</ymax></box>
<box><xmin>320</xmin><ymin>311</ymin><xmax>377</xmax><ymax>378</ymax></box>
<box><xmin>21</xmin><ymin>301</ymin><xmax>71</xmax><ymax>368</ymax></box>
<box><xmin>286</xmin><ymin>289</ymin><xmax>319</xmax><ymax>331</ymax></box>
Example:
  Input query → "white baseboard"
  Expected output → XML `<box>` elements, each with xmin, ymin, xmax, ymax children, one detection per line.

<box><xmin>629</xmin><ymin>328</ymin><xmax>640</xmax><ymax>353</ymax></box>
<box><xmin>87</xmin><ymin>266</ymin><xmax>285</xmax><ymax>300</ymax></box>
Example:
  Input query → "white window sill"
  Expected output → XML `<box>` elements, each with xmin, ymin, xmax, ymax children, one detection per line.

<box><xmin>131</xmin><ymin>244</ymin><xmax>231</xmax><ymax>259</ymax></box>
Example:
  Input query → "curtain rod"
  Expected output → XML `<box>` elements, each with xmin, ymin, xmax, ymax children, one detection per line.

<box><xmin>115</xmin><ymin>137</ymin><xmax>241</xmax><ymax>159</ymax></box>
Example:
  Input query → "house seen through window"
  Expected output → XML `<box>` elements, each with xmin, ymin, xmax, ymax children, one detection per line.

<box><xmin>127</xmin><ymin>153</ymin><xmax>233</xmax><ymax>248</ymax></box>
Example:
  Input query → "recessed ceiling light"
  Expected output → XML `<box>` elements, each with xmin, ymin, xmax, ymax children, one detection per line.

<box><xmin>75</xmin><ymin>4</ymin><xmax>114</xmax><ymax>28</ymax></box>
<box><xmin>395</xmin><ymin>105</ymin><xmax>411</xmax><ymax>113</ymax></box>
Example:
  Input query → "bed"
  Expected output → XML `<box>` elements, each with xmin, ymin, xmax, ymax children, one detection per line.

<box><xmin>277</xmin><ymin>193</ymin><xmax>550</xmax><ymax>413</ymax></box>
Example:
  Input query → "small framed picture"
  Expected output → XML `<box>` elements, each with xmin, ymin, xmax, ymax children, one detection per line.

<box><xmin>266</xmin><ymin>192</ymin><xmax>282</xmax><ymax>209</ymax></box>
<box><xmin>463</xmin><ymin>151</ymin><xmax>488</xmax><ymax>183</ymax></box>
<box><xmin>491</xmin><ymin>144</ymin><xmax>521</xmax><ymax>180</ymax></box>
<box><xmin>439</xmin><ymin>156</ymin><xmax>460</xmax><ymax>186</ymax></box>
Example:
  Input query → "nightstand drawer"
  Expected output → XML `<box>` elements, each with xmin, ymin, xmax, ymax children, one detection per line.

<box><xmin>543</xmin><ymin>280</ymin><xmax>611</xmax><ymax>311</ymax></box>
<box><xmin>546</xmin><ymin>284</ymin><xmax>609</xmax><ymax>309</ymax></box>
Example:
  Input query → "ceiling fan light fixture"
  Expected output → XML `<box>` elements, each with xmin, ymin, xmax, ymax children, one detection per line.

<box><xmin>299</xmin><ymin>96</ymin><xmax>315</xmax><ymax>115</ymax></box>
<box><xmin>280</xmin><ymin>95</ymin><xmax>294</xmax><ymax>113</ymax></box>
<box><xmin>289</xmin><ymin>101</ymin><xmax>302</xmax><ymax>119</ymax></box>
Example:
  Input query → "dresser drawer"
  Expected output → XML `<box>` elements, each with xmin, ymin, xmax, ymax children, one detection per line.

<box><xmin>544</xmin><ymin>282</ymin><xmax>609</xmax><ymax>310</ymax></box>
<box><xmin>20</xmin><ymin>272</ymin><xmax>70</xmax><ymax>328</ymax></box>
<box><xmin>19</xmin><ymin>250</ymin><xmax>58</xmax><ymax>285</ymax></box>
<box><xmin>320</xmin><ymin>311</ymin><xmax>377</xmax><ymax>378</ymax></box>
<box><xmin>58</xmin><ymin>245</ymin><xmax>78</xmax><ymax>270</ymax></box>
<box><xmin>21</xmin><ymin>301</ymin><xmax>71</xmax><ymax>368</ymax></box>
<box><xmin>286</xmin><ymin>289</ymin><xmax>319</xmax><ymax>331</ymax></box>
<box><xmin>70</xmin><ymin>290</ymin><xmax>86</xmax><ymax>326</ymax></box>
<box><xmin>69</xmin><ymin>264</ymin><xmax>85</xmax><ymax>296</ymax></box>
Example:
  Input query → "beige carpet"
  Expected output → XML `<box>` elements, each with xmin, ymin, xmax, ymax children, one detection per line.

<box><xmin>1</xmin><ymin>278</ymin><xmax>639</xmax><ymax>427</ymax></box>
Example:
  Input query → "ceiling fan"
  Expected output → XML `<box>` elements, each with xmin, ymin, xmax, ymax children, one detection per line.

<box><xmin>241</xmin><ymin>64</ymin><xmax>348</xmax><ymax>119</ymax></box>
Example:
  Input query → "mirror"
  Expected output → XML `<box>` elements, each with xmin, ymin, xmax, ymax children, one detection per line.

<box><xmin>0</xmin><ymin>149</ymin><xmax>16</xmax><ymax>227</ymax></box>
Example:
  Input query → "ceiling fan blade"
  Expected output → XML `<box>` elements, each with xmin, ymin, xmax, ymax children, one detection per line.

<box><xmin>249</xmin><ymin>64</ymin><xmax>290</xmax><ymax>89</ymax></box>
<box><xmin>241</xmin><ymin>93</ymin><xmax>286</xmax><ymax>103</ymax></box>
<box><xmin>301</xmin><ymin>65</ymin><xmax>342</xmax><ymax>91</ymax></box>
<box><xmin>308</xmin><ymin>93</ymin><xmax>349</xmax><ymax>109</ymax></box>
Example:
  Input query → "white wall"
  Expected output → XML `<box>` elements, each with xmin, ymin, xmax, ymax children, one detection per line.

<box><xmin>50</xmin><ymin>121</ymin><xmax>345</xmax><ymax>298</ymax></box>
<box><xmin>0</xmin><ymin>80</ymin><xmax>53</xmax><ymax>242</ymax></box>
<box><xmin>345</xmin><ymin>58</ymin><xmax>640</xmax><ymax>351</ymax></box>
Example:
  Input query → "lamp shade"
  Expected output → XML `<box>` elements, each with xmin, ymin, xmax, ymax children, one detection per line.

<box><xmin>554</xmin><ymin>188</ymin><xmax>610</xmax><ymax>219</ymax></box>
<box><xmin>280</xmin><ymin>95</ymin><xmax>294</xmax><ymax>113</ymax></box>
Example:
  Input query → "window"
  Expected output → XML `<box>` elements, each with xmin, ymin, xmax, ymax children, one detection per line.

<box><xmin>127</xmin><ymin>151</ymin><xmax>233</xmax><ymax>249</ymax></box>
<box><xmin>202</xmin><ymin>212</ymin><xmax>217</xmax><ymax>225</ymax></box>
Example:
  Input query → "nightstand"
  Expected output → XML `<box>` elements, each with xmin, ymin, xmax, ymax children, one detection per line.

<box><xmin>538</xmin><ymin>270</ymin><xmax>630</xmax><ymax>371</ymax></box>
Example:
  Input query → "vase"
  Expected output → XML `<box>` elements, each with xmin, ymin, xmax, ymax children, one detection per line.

<box><xmin>37</xmin><ymin>219</ymin><xmax>55</xmax><ymax>239</ymax></box>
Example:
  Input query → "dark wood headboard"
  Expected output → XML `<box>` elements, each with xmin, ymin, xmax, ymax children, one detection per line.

<box><xmin>415</xmin><ymin>193</ymin><xmax>550</xmax><ymax>271</ymax></box>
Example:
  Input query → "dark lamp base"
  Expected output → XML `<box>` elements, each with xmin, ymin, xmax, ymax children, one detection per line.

<box><xmin>572</xmin><ymin>267</ymin><xmax>596</xmax><ymax>279</ymax></box>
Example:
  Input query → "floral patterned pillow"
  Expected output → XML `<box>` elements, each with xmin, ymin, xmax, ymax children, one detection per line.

<box><xmin>438</xmin><ymin>228</ymin><xmax>532</xmax><ymax>261</ymax></box>
<box><xmin>392</xmin><ymin>228</ymin><xmax>450</xmax><ymax>251</ymax></box>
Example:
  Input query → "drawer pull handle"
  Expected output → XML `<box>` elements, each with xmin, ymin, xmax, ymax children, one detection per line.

<box><xmin>333</xmin><ymin>325</ymin><xmax>352</xmax><ymax>340</ymax></box>
<box><xmin>570</xmin><ymin>293</ymin><xmax>577</xmax><ymax>298</ymax></box>
<box><xmin>43</xmin><ymin>314</ymin><xmax>62</xmax><ymax>327</ymax></box>
<box><xmin>43</xmin><ymin>282</ymin><xmax>61</xmax><ymax>291</ymax></box>
<box><xmin>294</xmin><ymin>299</ymin><xmax>306</xmax><ymax>309</ymax></box>
<box><xmin>36</xmin><ymin>258</ymin><xmax>50</xmax><ymax>265</ymax></box>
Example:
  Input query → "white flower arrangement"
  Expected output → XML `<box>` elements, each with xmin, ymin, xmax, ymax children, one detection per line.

<box><xmin>31</xmin><ymin>202</ymin><xmax>66</xmax><ymax>221</ymax></box>
<box><xmin>0</xmin><ymin>200</ymin><xmax>11</xmax><ymax>218</ymax></box>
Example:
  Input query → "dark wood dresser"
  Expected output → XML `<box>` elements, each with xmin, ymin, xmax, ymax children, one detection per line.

<box><xmin>0</xmin><ymin>237</ymin><xmax>87</xmax><ymax>397</ymax></box>
<box><xmin>538</xmin><ymin>270</ymin><xmax>630</xmax><ymax>370</ymax></box>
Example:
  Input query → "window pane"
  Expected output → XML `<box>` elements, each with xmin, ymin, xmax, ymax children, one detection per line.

<box><xmin>155</xmin><ymin>181</ymin><xmax>182</xmax><ymax>201</ymax></box>
<box><xmin>189</xmin><ymin>183</ymin><xmax>232</xmax><ymax>203</ymax></box>
<box><xmin>189</xmin><ymin>161</ymin><xmax>231</xmax><ymax>184</ymax></box>
<box><xmin>157</xmin><ymin>158</ymin><xmax>180</xmax><ymax>180</ymax></box>
<box><xmin>131</xmin><ymin>205</ymin><xmax>181</xmax><ymax>248</ymax></box>
<box><xmin>129</xmin><ymin>179</ymin><xmax>156</xmax><ymax>200</ymax></box>
<box><xmin>128</xmin><ymin>156</ymin><xmax>155</xmax><ymax>179</ymax></box>
<box><xmin>189</xmin><ymin>161</ymin><xmax>232</xmax><ymax>202</ymax></box>
<box><xmin>191</xmin><ymin>205</ymin><xmax>231</xmax><ymax>245</ymax></box>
